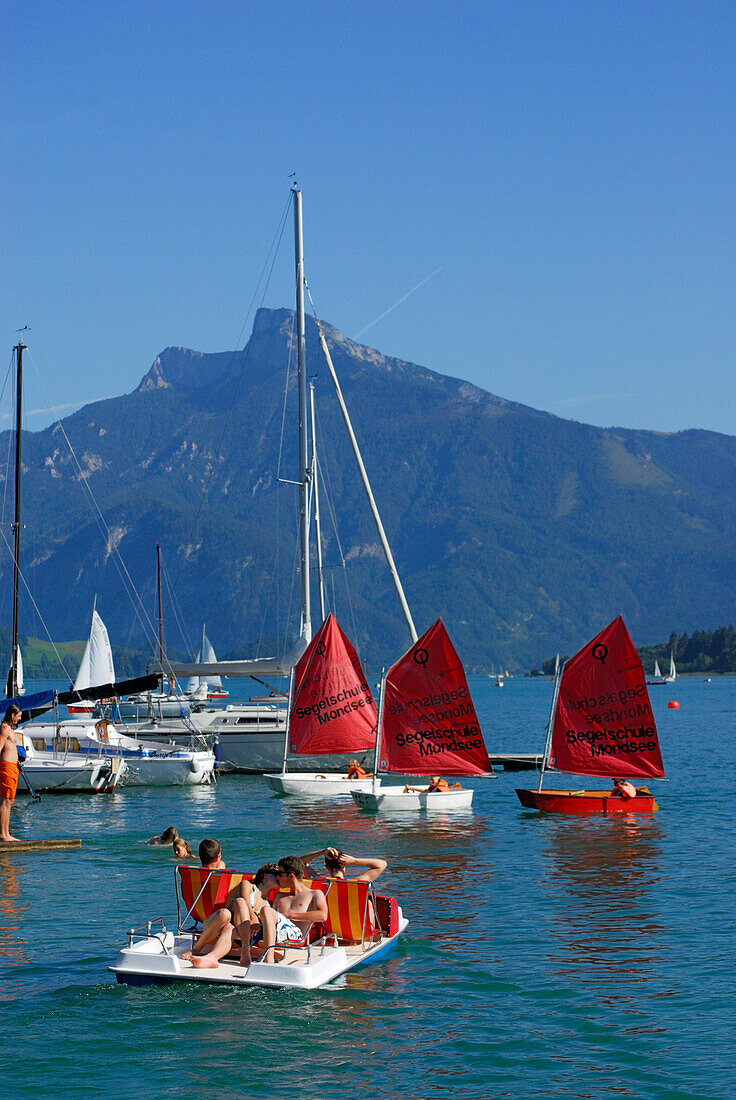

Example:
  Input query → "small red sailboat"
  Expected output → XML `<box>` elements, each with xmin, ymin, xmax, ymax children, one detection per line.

<box><xmin>516</xmin><ymin>616</ymin><xmax>665</xmax><ymax>814</ymax></box>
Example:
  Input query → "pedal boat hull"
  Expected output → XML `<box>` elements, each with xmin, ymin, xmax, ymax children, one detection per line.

<box><xmin>109</xmin><ymin>917</ymin><xmax>407</xmax><ymax>990</ymax></box>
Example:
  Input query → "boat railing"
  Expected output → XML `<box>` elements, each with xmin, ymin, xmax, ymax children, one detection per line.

<box><xmin>127</xmin><ymin>916</ymin><xmax>168</xmax><ymax>950</ymax></box>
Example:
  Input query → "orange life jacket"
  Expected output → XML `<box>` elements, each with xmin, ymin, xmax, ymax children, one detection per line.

<box><xmin>348</xmin><ymin>765</ymin><xmax>366</xmax><ymax>779</ymax></box>
<box><xmin>431</xmin><ymin>778</ymin><xmax>450</xmax><ymax>792</ymax></box>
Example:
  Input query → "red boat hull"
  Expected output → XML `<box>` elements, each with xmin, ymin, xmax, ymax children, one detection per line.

<box><xmin>515</xmin><ymin>787</ymin><xmax>659</xmax><ymax>815</ymax></box>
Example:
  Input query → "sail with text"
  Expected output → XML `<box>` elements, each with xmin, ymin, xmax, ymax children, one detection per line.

<box><xmin>549</xmin><ymin>615</ymin><xmax>665</xmax><ymax>780</ymax></box>
<box><xmin>288</xmin><ymin>614</ymin><xmax>378</xmax><ymax>754</ymax></box>
<box><xmin>379</xmin><ymin>619</ymin><xmax>491</xmax><ymax>776</ymax></box>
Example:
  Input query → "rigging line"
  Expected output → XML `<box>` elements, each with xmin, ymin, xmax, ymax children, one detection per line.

<box><xmin>0</xmin><ymin>525</ymin><xmax>73</xmax><ymax>680</ymax></box>
<box><xmin>275</xmin><ymin>310</ymin><xmax>296</xmax><ymax>482</ymax></box>
<box><xmin>166</xmin><ymin>196</ymin><xmax>292</xmax><ymax>606</ymax></box>
<box><xmin>25</xmin><ymin>354</ymin><xmax>161</xmax><ymax>653</ymax></box>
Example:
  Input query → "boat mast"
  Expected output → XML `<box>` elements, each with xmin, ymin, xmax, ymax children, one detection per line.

<box><xmin>371</xmin><ymin>670</ymin><xmax>386</xmax><ymax>793</ymax></box>
<box><xmin>8</xmin><ymin>339</ymin><xmax>26</xmax><ymax>698</ymax></box>
<box><xmin>293</xmin><ymin>185</ymin><xmax>312</xmax><ymax>644</ymax></box>
<box><xmin>156</xmin><ymin>543</ymin><xmax>166</xmax><ymax>685</ymax></box>
<box><xmin>309</xmin><ymin>381</ymin><xmax>327</xmax><ymax>623</ymax></box>
<box><xmin>537</xmin><ymin>658</ymin><xmax>563</xmax><ymax>794</ymax></box>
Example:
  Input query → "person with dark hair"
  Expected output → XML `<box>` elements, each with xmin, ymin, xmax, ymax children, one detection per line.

<box><xmin>147</xmin><ymin>826</ymin><xmax>179</xmax><ymax>845</ymax></box>
<box><xmin>300</xmin><ymin>845</ymin><xmax>387</xmax><ymax>883</ymax></box>
<box><xmin>273</xmin><ymin>856</ymin><xmax>328</xmax><ymax>935</ymax></box>
<box><xmin>198</xmin><ymin>838</ymin><xmax>225</xmax><ymax>868</ymax></box>
<box><xmin>0</xmin><ymin>704</ymin><xmax>23</xmax><ymax>842</ymax></box>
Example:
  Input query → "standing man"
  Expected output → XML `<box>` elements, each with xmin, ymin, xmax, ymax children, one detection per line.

<box><xmin>0</xmin><ymin>704</ymin><xmax>23</xmax><ymax>842</ymax></box>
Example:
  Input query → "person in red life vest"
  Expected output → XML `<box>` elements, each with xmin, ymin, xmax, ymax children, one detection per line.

<box><xmin>404</xmin><ymin>775</ymin><xmax>458</xmax><ymax>794</ymax></box>
<box><xmin>347</xmin><ymin>759</ymin><xmax>370</xmax><ymax>779</ymax></box>
<box><xmin>610</xmin><ymin>779</ymin><xmax>638</xmax><ymax>799</ymax></box>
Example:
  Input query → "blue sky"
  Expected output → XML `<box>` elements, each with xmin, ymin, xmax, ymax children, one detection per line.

<box><xmin>3</xmin><ymin>0</ymin><xmax>736</xmax><ymax>433</ymax></box>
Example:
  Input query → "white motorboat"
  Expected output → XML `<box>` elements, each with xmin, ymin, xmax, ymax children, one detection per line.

<box><xmin>352</xmin><ymin>786</ymin><xmax>474</xmax><ymax>811</ymax></box>
<box><xmin>110</xmin><ymin>864</ymin><xmax>407</xmax><ymax>990</ymax></box>
<box><xmin>25</xmin><ymin>718</ymin><xmax>216</xmax><ymax>787</ymax></box>
<box><xmin>17</xmin><ymin>734</ymin><xmax>127</xmax><ymax>793</ymax></box>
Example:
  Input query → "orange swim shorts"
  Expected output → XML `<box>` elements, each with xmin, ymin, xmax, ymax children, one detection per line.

<box><xmin>0</xmin><ymin>761</ymin><xmax>19</xmax><ymax>800</ymax></box>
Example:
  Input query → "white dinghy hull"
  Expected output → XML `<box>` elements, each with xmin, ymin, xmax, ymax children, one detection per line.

<box><xmin>264</xmin><ymin>772</ymin><xmax>381</xmax><ymax>797</ymax></box>
<box><xmin>352</xmin><ymin>786</ymin><xmax>474</xmax><ymax>811</ymax></box>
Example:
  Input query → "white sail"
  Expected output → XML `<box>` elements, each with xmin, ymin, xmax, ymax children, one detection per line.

<box><xmin>15</xmin><ymin>645</ymin><xmax>25</xmax><ymax>695</ymax></box>
<box><xmin>668</xmin><ymin>654</ymin><xmax>677</xmax><ymax>681</ymax></box>
<box><xmin>201</xmin><ymin>631</ymin><xmax>222</xmax><ymax>688</ymax></box>
<box><xmin>653</xmin><ymin>659</ymin><xmax>662</xmax><ymax>678</ymax></box>
<box><xmin>74</xmin><ymin>610</ymin><xmax>116</xmax><ymax>693</ymax></box>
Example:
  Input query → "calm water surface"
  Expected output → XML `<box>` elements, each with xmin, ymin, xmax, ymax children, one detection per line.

<box><xmin>1</xmin><ymin>677</ymin><xmax>734</xmax><ymax>1098</ymax></box>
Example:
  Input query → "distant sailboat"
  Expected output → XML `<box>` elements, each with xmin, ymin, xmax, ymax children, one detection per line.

<box><xmin>67</xmin><ymin>607</ymin><xmax>116</xmax><ymax>714</ymax></box>
<box><xmin>185</xmin><ymin>626</ymin><xmax>228</xmax><ymax>700</ymax></box>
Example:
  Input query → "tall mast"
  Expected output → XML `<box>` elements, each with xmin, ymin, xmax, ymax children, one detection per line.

<box><xmin>293</xmin><ymin>185</ymin><xmax>312</xmax><ymax>644</ymax></box>
<box><xmin>8</xmin><ymin>340</ymin><xmax>26</xmax><ymax>698</ymax></box>
<box><xmin>156</xmin><ymin>543</ymin><xmax>165</xmax><ymax>678</ymax></box>
<box><xmin>310</xmin><ymin>381</ymin><xmax>327</xmax><ymax>623</ymax></box>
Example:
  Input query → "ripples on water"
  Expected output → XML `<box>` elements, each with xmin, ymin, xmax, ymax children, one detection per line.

<box><xmin>1</xmin><ymin>678</ymin><xmax>735</xmax><ymax>1098</ymax></box>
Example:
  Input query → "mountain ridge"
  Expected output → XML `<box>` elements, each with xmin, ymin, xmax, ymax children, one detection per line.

<box><xmin>2</xmin><ymin>306</ymin><xmax>735</xmax><ymax>672</ymax></box>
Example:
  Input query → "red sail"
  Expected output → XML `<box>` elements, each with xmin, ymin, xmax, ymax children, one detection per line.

<box><xmin>380</xmin><ymin>619</ymin><xmax>490</xmax><ymax>776</ymax></box>
<box><xmin>288</xmin><ymin>614</ymin><xmax>377</xmax><ymax>754</ymax></box>
<box><xmin>550</xmin><ymin>616</ymin><xmax>665</xmax><ymax>779</ymax></box>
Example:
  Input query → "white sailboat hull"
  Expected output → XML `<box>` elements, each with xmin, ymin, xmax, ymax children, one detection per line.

<box><xmin>264</xmin><ymin>772</ymin><xmax>381</xmax><ymax>797</ymax></box>
<box><xmin>352</xmin><ymin>786</ymin><xmax>474</xmax><ymax>811</ymax></box>
<box><xmin>18</xmin><ymin>754</ymin><xmax>127</xmax><ymax>793</ymax></box>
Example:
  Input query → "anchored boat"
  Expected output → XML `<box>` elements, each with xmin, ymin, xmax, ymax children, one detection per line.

<box><xmin>264</xmin><ymin>614</ymin><xmax>378</xmax><ymax>797</ymax></box>
<box><xmin>515</xmin><ymin>615</ymin><xmax>665</xmax><ymax>815</ymax></box>
<box><xmin>110</xmin><ymin>863</ymin><xmax>407</xmax><ymax>989</ymax></box>
<box><xmin>352</xmin><ymin>619</ymin><xmax>492</xmax><ymax>811</ymax></box>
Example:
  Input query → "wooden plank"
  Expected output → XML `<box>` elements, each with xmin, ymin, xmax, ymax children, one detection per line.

<box><xmin>0</xmin><ymin>838</ymin><xmax>81</xmax><ymax>852</ymax></box>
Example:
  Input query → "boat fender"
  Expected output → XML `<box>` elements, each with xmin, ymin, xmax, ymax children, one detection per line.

<box><xmin>213</xmin><ymin>740</ymin><xmax>222</xmax><ymax>763</ymax></box>
<box><xmin>92</xmin><ymin>762</ymin><xmax>113</xmax><ymax>790</ymax></box>
<box><xmin>189</xmin><ymin>759</ymin><xmax>202</xmax><ymax>775</ymax></box>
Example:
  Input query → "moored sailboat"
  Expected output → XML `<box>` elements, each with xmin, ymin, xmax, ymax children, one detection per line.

<box><xmin>352</xmin><ymin>619</ymin><xmax>491</xmax><ymax>811</ymax></box>
<box><xmin>516</xmin><ymin>616</ymin><xmax>665</xmax><ymax>814</ymax></box>
<box><xmin>67</xmin><ymin>605</ymin><xmax>116</xmax><ymax>714</ymax></box>
<box><xmin>264</xmin><ymin>613</ymin><xmax>378</xmax><ymax>796</ymax></box>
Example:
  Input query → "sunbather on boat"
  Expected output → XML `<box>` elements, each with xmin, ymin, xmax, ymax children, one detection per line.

<box><xmin>299</xmin><ymin>845</ymin><xmax>387</xmax><ymax>883</ymax></box>
<box><xmin>274</xmin><ymin>856</ymin><xmax>329</xmax><ymax>936</ymax></box>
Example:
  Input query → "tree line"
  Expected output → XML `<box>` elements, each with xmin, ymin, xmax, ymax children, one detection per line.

<box><xmin>539</xmin><ymin>625</ymin><xmax>736</xmax><ymax>676</ymax></box>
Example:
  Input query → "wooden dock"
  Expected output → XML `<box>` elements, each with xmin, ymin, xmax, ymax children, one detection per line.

<box><xmin>0</xmin><ymin>838</ymin><xmax>81</xmax><ymax>852</ymax></box>
<box><xmin>489</xmin><ymin>753</ymin><xmax>543</xmax><ymax>771</ymax></box>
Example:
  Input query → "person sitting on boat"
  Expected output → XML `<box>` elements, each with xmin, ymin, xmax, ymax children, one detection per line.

<box><xmin>0</xmin><ymin>705</ymin><xmax>22</xmax><ymax>843</ymax></box>
<box><xmin>147</xmin><ymin>825</ymin><xmax>179</xmax><ymax>846</ymax></box>
<box><xmin>273</xmin><ymin>856</ymin><xmax>328</xmax><ymax>937</ymax></box>
<box><xmin>173</xmin><ymin>837</ymin><xmax>194</xmax><ymax>859</ymax></box>
<box><xmin>299</xmin><ymin>846</ymin><xmax>387</xmax><ymax>883</ymax></box>
<box><xmin>347</xmin><ymin>759</ymin><xmax>370</xmax><ymax>779</ymax></box>
<box><xmin>610</xmin><ymin>779</ymin><xmax>638</xmax><ymax>800</ymax></box>
<box><xmin>242</xmin><ymin>864</ymin><xmax>314</xmax><ymax>965</ymax></box>
<box><xmin>183</xmin><ymin>840</ymin><xmax>259</xmax><ymax>970</ymax></box>
<box><xmin>404</xmin><ymin>775</ymin><xmax>457</xmax><ymax>794</ymax></box>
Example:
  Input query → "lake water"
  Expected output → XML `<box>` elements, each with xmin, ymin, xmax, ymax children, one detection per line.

<box><xmin>1</xmin><ymin>676</ymin><xmax>734</xmax><ymax>1098</ymax></box>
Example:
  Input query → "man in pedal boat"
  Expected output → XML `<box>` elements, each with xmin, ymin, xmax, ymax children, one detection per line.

<box><xmin>183</xmin><ymin>839</ymin><xmax>260</xmax><ymax>969</ymax></box>
<box><xmin>0</xmin><ymin>705</ymin><xmax>23</xmax><ymax>842</ymax></box>
<box><xmin>273</xmin><ymin>856</ymin><xmax>329</xmax><ymax>937</ymax></box>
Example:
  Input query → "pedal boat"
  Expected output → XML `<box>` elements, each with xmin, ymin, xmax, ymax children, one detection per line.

<box><xmin>352</xmin><ymin>785</ymin><xmax>474</xmax><ymax>811</ymax></box>
<box><xmin>264</xmin><ymin>771</ymin><xmax>381</xmax><ymax>797</ymax></box>
<box><xmin>110</xmin><ymin>864</ymin><xmax>407</xmax><ymax>990</ymax></box>
<box><xmin>515</xmin><ymin>787</ymin><xmax>658</xmax><ymax>815</ymax></box>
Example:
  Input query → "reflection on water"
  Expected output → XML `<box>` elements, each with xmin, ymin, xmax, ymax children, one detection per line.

<box><xmin>0</xmin><ymin>854</ymin><xmax>30</xmax><ymax>986</ymax></box>
<box><xmin>541</xmin><ymin>816</ymin><xmax>665</xmax><ymax>985</ymax></box>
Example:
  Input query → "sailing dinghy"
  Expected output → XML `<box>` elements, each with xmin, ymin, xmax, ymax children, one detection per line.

<box><xmin>516</xmin><ymin>616</ymin><xmax>665</xmax><ymax>814</ymax></box>
<box><xmin>352</xmin><ymin>619</ymin><xmax>491</xmax><ymax>811</ymax></box>
<box><xmin>264</xmin><ymin>614</ymin><xmax>379</xmax><ymax>797</ymax></box>
<box><xmin>67</xmin><ymin>606</ymin><xmax>116</xmax><ymax>714</ymax></box>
